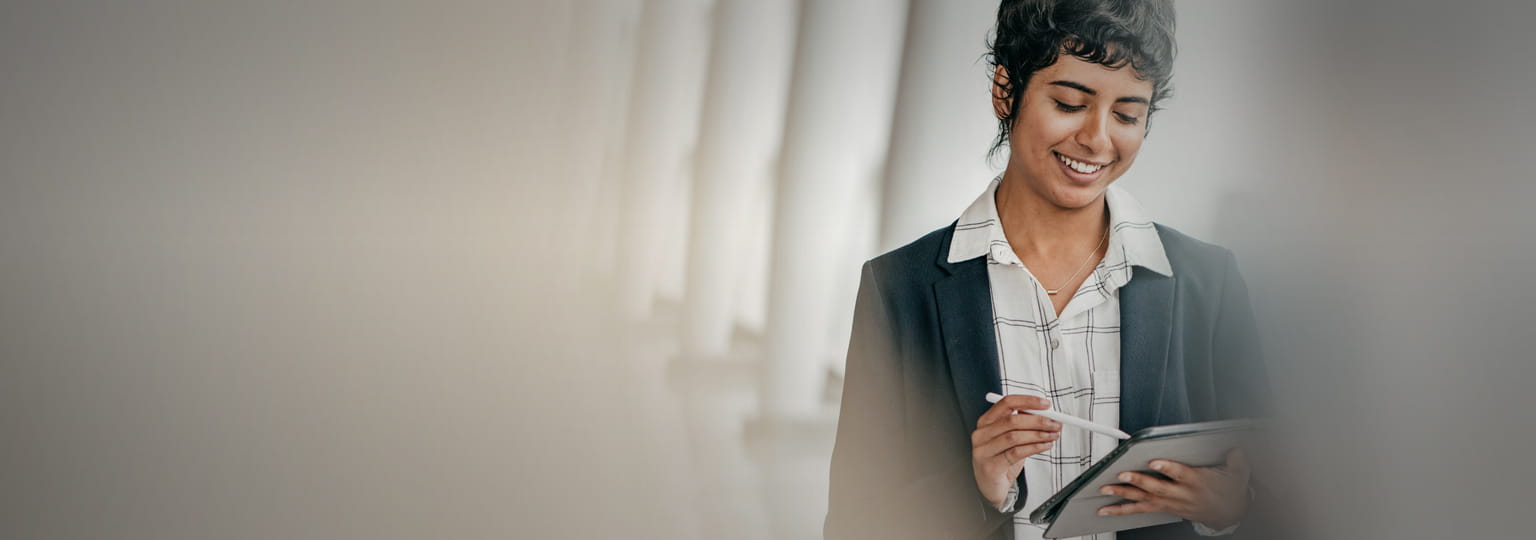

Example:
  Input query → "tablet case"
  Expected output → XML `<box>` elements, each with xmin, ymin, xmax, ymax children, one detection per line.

<box><xmin>1028</xmin><ymin>419</ymin><xmax>1259</xmax><ymax>539</ymax></box>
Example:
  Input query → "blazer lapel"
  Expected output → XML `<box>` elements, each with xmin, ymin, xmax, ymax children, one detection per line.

<box><xmin>1118</xmin><ymin>266</ymin><xmax>1176</xmax><ymax>434</ymax></box>
<box><xmin>935</xmin><ymin>256</ymin><xmax>1002</xmax><ymax>432</ymax></box>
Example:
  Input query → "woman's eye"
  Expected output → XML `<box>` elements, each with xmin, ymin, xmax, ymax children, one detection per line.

<box><xmin>1053</xmin><ymin>100</ymin><xmax>1086</xmax><ymax>113</ymax></box>
<box><xmin>1115</xmin><ymin>112</ymin><xmax>1141</xmax><ymax>125</ymax></box>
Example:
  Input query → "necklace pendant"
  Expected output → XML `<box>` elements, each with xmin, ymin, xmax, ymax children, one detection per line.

<box><xmin>1046</xmin><ymin>289</ymin><xmax>1059</xmax><ymax>295</ymax></box>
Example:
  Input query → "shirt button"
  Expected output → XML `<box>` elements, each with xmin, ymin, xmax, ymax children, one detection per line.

<box><xmin>1050</xmin><ymin>338</ymin><xmax>1061</xmax><ymax>350</ymax></box>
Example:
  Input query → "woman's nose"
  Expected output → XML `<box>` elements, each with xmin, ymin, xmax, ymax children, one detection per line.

<box><xmin>1073</xmin><ymin>113</ymin><xmax>1112</xmax><ymax>153</ymax></box>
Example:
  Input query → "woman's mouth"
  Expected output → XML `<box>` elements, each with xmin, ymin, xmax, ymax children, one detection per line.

<box><xmin>1054</xmin><ymin>151</ymin><xmax>1111</xmax><ymax>182</ymax></box>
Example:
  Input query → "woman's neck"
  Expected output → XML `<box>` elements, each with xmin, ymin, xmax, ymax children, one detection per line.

<box><xmin>993</xmin><ymin>176</ymin><xmax>1109</xmax><ymax>259</ymax></box>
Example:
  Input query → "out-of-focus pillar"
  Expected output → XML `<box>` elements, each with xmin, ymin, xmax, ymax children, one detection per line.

<box><xmin>562</xmin><ymin>0</ymin><xmax>644</xmax><ymax>293</ymax></box>
<box><xmin>679</xmin><ymin>0</ymin><xmax>799</xmax><ymax>361</ymax></box>
<box><xmin>732</xmin><ymin>176</ymin><xmax>772</xmax><ymax>335</ymax></box>
<box><xmin>760</xmin><ymin>0</ymin><xmax>910</xmax><ymax>422</ymax></box>
<box><xmin>617</xmin><ymin>0</ymin><xmax>715</xmax><ymax>321</ymax></box>
<box><xmin>879</xmin><ymin>0</ymin><xmax>1001</xmax><ymax>253</ymax></box>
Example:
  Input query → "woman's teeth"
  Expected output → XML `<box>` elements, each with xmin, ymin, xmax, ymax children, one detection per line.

<box><xmin>1057</xmin><ymin>153</ymin><xmax>1104</xmax><ymax>174</ymax></box>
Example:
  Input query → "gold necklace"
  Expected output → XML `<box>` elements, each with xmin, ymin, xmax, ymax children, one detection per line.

<box><xmin>1046</xmin><ymin>226</ymin><xmax>1109</xmax><ymax>296</ymax></box>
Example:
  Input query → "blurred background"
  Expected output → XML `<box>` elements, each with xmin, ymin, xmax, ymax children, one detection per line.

<box><xmin>2</xmin><ymin>1</ymin><xmax>1534</xmax><ymax>539</ymax></box>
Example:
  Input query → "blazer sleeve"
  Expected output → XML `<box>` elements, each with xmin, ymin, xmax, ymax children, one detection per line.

<box><xmin>1212</xmin><ymin>251</ymin><xmax>1283</xmax><ymax>540</ymax></box>
<box><xmin>1122</xmin><ymin>251</ymin><xmax>1280</xmax><ymax>540</ymax></box>
<box><xmin>824</xmin><ymin>262</ymin><xmax>1014</xmax><ymax>540</ymax></box>
<box><xmin>1212</xmin><ymin>250</ymin><xmax>1271</xmax><ymax>420</ymax></box>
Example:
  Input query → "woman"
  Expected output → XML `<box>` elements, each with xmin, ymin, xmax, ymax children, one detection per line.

<box><xmin>823</xmin><ymin>2</ymin><xmax>1270</xmax><ymax>539</ymax></box>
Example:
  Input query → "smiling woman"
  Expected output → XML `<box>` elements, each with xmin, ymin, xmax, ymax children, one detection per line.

<box><xmin>824</xmin><ymin>1</ymin><xmax>1273</xmax><ymax>540</ymax></box>
<box><xmin>993</xmin><ymin>55</ymin><xmax>1154</xmax><ymax>316</ymax></box>
<box><xmin>999</xmin><ymin>58</ymin><xmax>1151</xmax><ymax>211</ymax></box>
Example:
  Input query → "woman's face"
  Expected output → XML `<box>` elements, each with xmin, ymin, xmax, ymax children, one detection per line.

<box><xmin>996</xmin><ymin>54</ymin><xmax>1155</xmax><ymax>210</ymax></box>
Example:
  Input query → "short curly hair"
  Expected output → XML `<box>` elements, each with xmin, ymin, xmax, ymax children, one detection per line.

<box><xmin>986</xmin><ymin>0</ymin><xmax>1177</xmax><ymax>160</ymax></box>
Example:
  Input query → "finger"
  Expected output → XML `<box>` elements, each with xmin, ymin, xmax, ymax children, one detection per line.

<box><xmin>1099</xmin><ymin>483</ymin><xmax>1152</xmax><ymax>502</ymax></box>
<box><xmin>1119</xmin><ymin>471</ymin><xmax>1185</xmax><ymax>499</ymax></box>
<box><xmin>1147</xmin><ymin>459</ymin><xmax>1198</xmax><ymax>483</ymax></box>
<box><xmin>1098</xmin><ymin>500</ymin><xmax>1164</xmax><ymax>517</ymax></box>
<box><xmin>976</xmin><ymin>428</ymin><xmax>1059</xmax><ymax>459</ymax></box>
<box><xmin>972</xmin><ymin>439</ymin><xmax>1054</xmax><ymax>469</ymax></box>
<box><xmin>1000</xmin><ymin>393</ymin><xmax>1051</xmax><ymax>411</ymax></box>
<box><xmin>1001</xmin><ymin>441</ymin><xmax>1055</xmax><ymax>464</ymax></box>
<box><xmin>1008</xmin><ymin>410</ymin><xmax>1062</xmax><ymax>432</ymax></box>
<box><xmin>977</xmin><ymin>394</ymin><xmax>1051</xmax><ymax>427</ymax></box>
<box><xmin>972</xmin><ymin>412</ymin><xmax>1061</xmax><ymax>444</ymax></box>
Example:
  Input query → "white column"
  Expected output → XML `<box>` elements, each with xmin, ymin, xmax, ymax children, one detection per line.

<box><xmin>761</xmin><ymin>0</ymin><xmax>910</xmax><ymax>421</ymax></box>
<box><xmin>616</xmin><ymin>0</ymin><xmax>716</xmax><ymax>320</ymax></box>
<box><xmin>562</xmin><ymin>0</ymin><xmax>645</xmax><ymax>291</ymax></box>
<box><xmin>879</xmin><ymin>0</ymin><xmax>1002</xmax><ymax>253</ymax></box>
<box><xmin>680</xmin><ymin>0</ymin><xmax>800</xmax><ymax>360</ymax></box>
<box><xmin>732</xmin><ymin>175</ymin><xmax>773</xmax><ymax>334</ymax></box>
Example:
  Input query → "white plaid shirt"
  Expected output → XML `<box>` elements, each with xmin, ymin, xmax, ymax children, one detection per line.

<box><xmin>949</xmin><ymin>178</ymin><xmax>1208</xmax><ymax>539</ymax></box>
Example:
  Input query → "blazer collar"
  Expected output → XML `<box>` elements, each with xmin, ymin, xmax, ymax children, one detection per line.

<box><xmin>935</xmin><ymin>253</ymin><xmax>1001</xmax><ymax>433</ymax></box>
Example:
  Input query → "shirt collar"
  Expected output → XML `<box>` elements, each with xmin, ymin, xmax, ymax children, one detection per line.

<box><xmin>947</xmin><ymin>177</ymin><xmax>1174</xmax><ymax>277</ymax></box>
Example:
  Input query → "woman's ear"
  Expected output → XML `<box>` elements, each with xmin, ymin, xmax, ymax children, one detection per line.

<box><xmin>991</xmin><ymin>66</ymin><xmax>1012</xmax><ymax>120</ymax></box>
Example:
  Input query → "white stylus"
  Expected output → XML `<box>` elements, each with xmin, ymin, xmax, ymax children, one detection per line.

<box><xmin>985</xmin><ymin>392</ymin><xmax>1131</xmax><ymax>440</ymax></box>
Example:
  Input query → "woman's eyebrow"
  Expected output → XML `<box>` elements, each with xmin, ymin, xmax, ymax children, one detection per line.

<box><xmin>1048</xmin><ymin>80</ymin><xmax>1098</xmax><ymax>95</ymax></box>
<box><xmin>1047</xmin><ymin>79</ymin><xmax>1150</xmax><ymax>105</ymax></box>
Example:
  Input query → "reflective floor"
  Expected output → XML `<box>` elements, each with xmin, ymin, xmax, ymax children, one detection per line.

<box><xmin>617</xmin><ymin>305</ymin><xmax>838</xmax><ymax>540</ymax></box>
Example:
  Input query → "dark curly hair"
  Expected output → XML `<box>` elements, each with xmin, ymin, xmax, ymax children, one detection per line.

<box><xmin>986</xmin><ymin>0</ymin><xmax>1177</xmax><ymax>160</ymax></box>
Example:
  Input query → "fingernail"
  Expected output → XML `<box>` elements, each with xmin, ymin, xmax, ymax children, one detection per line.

<box><xmin>1099</xmin><ymin>509</ymin><xmax>1111</xmax><ymax>516</ymax></box>
<box><xmin>1047</xmin><ymin>432</ymin><xmax>1059</xmax><ymax>439</ymax></box>
<box><xmin>1119</xmin><ymin>473</ymin><xmax>1133</xmax><ymax>482</ymax></box>
<box><xmin>1151</xmin><ymin>461</ymin><xmax>1166</xmax><ymax>471</ymax></box>
<box><xmin>1100</xmin><ymin>487</ymin><xmax>1113</xmax><ymax>496</ymax></box>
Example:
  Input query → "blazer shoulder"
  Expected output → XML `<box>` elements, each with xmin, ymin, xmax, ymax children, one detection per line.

<box><xmin>1155</xmin><ymin>223</ymin><xmax>1240</xmax><ymax>288</ymax></box>
<box><xmin>863</xmin><ymin>223</ymin><xmax>954</xmax><ymax>286</ymax></box>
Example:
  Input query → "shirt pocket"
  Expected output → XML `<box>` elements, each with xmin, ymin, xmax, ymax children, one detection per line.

<box><xmin>1088</xmin><ymin>370</ymin><xmax>1120</xmax><ymax>414</ymax></box>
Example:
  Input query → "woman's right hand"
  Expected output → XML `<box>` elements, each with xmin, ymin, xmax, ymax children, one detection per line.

<box><xmin>971</xmin><ymin>394</ymin><xmax>1062</xmax><ymax>509</ymax></box>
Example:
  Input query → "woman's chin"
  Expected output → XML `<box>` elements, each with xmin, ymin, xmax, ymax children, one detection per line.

<box><xmin>1046</xmin><ymin>184</ymin><xmax>1108</xmax><ymax>210</ymax></box>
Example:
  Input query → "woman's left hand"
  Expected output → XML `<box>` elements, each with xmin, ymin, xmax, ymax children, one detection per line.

<box><xmin>1096</xmin><ymin>448</ymin><xmax>1250</xmax><ymax>530</ymax></box>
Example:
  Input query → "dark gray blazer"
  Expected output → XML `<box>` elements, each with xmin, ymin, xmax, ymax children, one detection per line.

<box><xmin>824</xmin><ymin>222</ymin><xmax>1271</xmax><ymax>540</ymax></box>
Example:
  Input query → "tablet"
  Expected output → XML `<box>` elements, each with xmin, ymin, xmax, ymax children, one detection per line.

<box><xmin>1028</xmin><ymin>418</ymin><xmax>1260</xmax><ymax>539</ymax></box>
